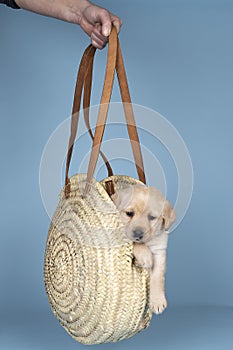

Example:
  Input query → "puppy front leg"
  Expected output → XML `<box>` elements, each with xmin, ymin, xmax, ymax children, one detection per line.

<box><xmin>150</xmin><ymin>249</ymin><xmax>167</xmax><ymax>315</ymax></box>
<box><xmin>133</xmin><ymin>243</ymin><xmax>153</xmax><ymax>269</ymax></box>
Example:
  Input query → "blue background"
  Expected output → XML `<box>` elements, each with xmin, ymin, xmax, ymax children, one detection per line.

<box><xmin>0</xmin><ymin>0</ymin><xmax>233</xmax><ymax>349</ymax></box>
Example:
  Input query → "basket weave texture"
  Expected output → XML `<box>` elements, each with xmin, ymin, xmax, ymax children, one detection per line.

<box><xmin>44</xmin><ymin>174</ymin><xmax>152</xmax><ymax>344</ymax></box>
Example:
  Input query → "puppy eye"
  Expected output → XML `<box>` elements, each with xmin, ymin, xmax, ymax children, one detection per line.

<box><xmin>148</xmin><ymin>214</ymin><xmax>156</xmax><ymax>221</ymax></box>
<box><xmin>126</xmin><ymin>211</ymin><xmax>135</xmax><ymax>218</ymax></box>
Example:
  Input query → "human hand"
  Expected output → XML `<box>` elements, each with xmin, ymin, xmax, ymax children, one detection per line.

<box><xmin>79</xmin><ymin>3</ymin><xmax>122</xmax><ymax>49</ymax></box>
<box><xmin>15</xmin><ymin>0</ymin><xmax>122</xmax><ymax>49</ymax></box>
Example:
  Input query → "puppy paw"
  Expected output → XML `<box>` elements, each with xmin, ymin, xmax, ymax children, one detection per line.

<box><xmin>136</xmin><ymin>254</ymin><xmax>153</xmax><ymax>269</ymax></box>
<box><xmin>133</xmin><ymin>244</ymin><xmax>153</xmax><ymax>269</ymax></box>
<box><xmin>149</xmin><ymin>295</ymin><xmax>167</xmax><ymax>315</ymax></box>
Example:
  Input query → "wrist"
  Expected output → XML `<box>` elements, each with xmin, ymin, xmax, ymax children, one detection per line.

<box><xmin>70</xmin><ymin>0</ymin><xmax>91</xmax><ymax>25</ymax></box>
<box><xmin>77</xmin><ymin>0</ymin><xmax>91</xmax><ymax>12</ymax></box>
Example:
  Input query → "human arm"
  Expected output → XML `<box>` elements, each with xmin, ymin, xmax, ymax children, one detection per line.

<box><xmin>15</xmin><ymin>0</ymin><xmax>122</xmax><ymax>49</ymax></box>
<box><xmin>0</xmin><ymin>0</ymin><xmax>20</xmax><ymax>8</ymax></box>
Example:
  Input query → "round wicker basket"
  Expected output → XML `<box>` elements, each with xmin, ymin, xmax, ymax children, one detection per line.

<box><xmin>44</xmin><ymin>174</ymin><xmax>152</xmax><ymax>344</ymax></box>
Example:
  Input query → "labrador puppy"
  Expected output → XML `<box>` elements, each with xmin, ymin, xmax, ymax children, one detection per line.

<box><xmin>112</xmin><ymin>184</ymin><xmax>176</xmax><ymax>315</ymax></box>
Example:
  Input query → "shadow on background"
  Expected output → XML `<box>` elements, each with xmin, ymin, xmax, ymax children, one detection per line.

<box><xmin>1</xmin><ymin>306</ymin><xmax>233</xmax><ymax>350</ymax></box>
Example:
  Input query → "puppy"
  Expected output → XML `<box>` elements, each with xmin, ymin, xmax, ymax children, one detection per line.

<box><xmin>112</xmin><ymin>184</ymin><xmax>176</xmax><ymax>315</ymax></box>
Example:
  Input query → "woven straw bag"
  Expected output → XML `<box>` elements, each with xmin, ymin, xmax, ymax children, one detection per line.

<box><xmin>44</xmin><ymin>27</ymin><xmax>152</xmax><ymax>344</ymax></box>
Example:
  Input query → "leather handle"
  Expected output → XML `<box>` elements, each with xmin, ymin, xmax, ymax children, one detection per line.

<box><xmin>83</xmin><ymin>27</ymin><xmax>118</xmax><ymax>196</ymax></box>
<box><xmin>65</xmin><ymin>44</ymin><xmax>113</xmax><ymax>198</ymax></box>
<box><xmin>65</xmin><ymin>26</ymin><xmax>146</xmax><ymax>198</ymax></box>
<box><xmin>83</xmin><ymin>27</ymin><xmax>146</xmax><ymax>196</ymax></box>
<box><xmin>115</xmin><ymin>39</ymin><xmax>146</xmax><ymax>184</ymax></box>
<box><xmin>83</xmin><ymin>48</ymin><xmax>114</xmax><ymax>178</ymax></box>
<box><xmin>65</xmin><ymin>44</ymin><xmax>95</xmax><ymax>197</ymax></box>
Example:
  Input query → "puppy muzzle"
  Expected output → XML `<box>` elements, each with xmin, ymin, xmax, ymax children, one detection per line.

<box><xmin>132</xmin><ymin>228</ymin><xmax>144</xmax><ymax>242</ymax></box>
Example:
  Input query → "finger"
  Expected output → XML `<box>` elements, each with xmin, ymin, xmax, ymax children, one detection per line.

<box><xmin>79</xmin><ymin>20</ymin><xmax>94</xmax><ymax>37</ymax></box>
<box><xmin>111</xmin><ymin>15</ymin><xmax>123</xmax><ymax>34</ymax></box>
<box><xmin>97</xmin><ymin>10</ymin><xmax>112</xmax><ymax>37</ymax></box>
<box><xmin>91</xmin><ymin>32</ymin><xmax>107</xmax><ymax>49</ymax></box>
<box><xmin>91</xmin><ymin>38</ymin><xmax>106</xmax><ymax>50</ymax></box>
<box><xmin>92</xmin><ymin>24</ymin><xmax>108</xmax><ymax>43</ymax></box>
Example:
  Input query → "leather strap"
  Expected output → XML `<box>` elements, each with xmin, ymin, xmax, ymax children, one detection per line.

<box><xmin>65</xmin><ymin>44</ymin><xmax>96</xmax><ymax>198</ymax></box>
<box><xmin>83</xmin><ymin>28</ymin><xmax>146</xmax><ymax>195</ymax></box>
<box><xmin>83</xmin><ymin>49</ymin><xmax>114</xmax><ymax>178</ymax></box>
<box><xmin>65</xmin><ymin>26</ymin><xmax>146</xmax><ymax>198</ymax></box>
<box><xmin>115</xmin><ymin>39</ymin><xmax>146</xmax><ymax>184</ymax></box>
<box><xmin>65</xmin><ymin>44</ymin><xmax>114</xmax><ymax>198</ymax></box>
<box><xmin>83</xmin><ymin>28</ymin><xmax>118</xmax><ymax>196</ymax></box>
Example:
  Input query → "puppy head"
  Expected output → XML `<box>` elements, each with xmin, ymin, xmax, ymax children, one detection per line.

<box><xmin>112</xmin><ymin>185</ymin><xmax>175</xmax><ymax>243</ymax></box>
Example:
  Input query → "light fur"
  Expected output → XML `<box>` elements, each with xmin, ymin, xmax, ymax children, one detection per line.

<box><xmin>112</xmin><ymin>184</ymin><xmax>176</xmax><ymax>314</ymax></box>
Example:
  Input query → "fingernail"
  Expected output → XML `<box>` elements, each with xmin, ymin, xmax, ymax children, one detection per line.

<box><xmin>103</xmin><ymin>26</ymin><xmax>111</xmax><ymax>37</ymax></box>
<box><xmin>115</xmin><ymin>23</ymin><xmax>120</xmax><ymax>33</ymax></box>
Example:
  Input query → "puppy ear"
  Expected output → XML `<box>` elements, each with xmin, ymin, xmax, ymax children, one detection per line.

<box><xmin>163</xmin><ymin>200</ymin><xmax>176</xmax><ymax>231</ymax></box>
<box><xmin>111</xmin><ymin>191</ymin><xmax>121</xmax><ymax>207</ymax></box>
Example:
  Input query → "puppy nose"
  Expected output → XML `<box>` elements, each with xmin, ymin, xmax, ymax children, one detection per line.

<box><xmin>133</xmin><ymin>229</ymin><xmax>144</xmax><ymax>241</ymax></box>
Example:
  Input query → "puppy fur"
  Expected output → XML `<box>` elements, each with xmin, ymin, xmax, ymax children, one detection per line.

<box><xmin>112</xmin><ymin>184</ymin><xmax>176</xmax><ymax>314</ymax></box>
